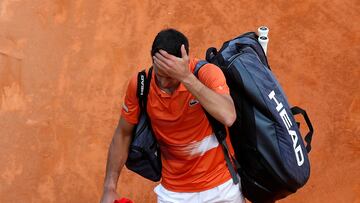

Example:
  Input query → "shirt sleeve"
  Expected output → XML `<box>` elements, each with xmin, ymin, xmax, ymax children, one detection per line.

<box><xmin>121</xmin><ymin>74</ymin><xmax>140</xmax><ymax>124</ymax></box>
<box><xmin>197</xmin><ymin>63</ymin><xmax>230</xmax><ymax>95</ymax></box>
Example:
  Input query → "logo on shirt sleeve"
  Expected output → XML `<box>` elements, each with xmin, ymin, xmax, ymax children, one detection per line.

<box><xmin>189</xmin><ymin>99</ymin><xmax>200</xmax><ymax>107</ymax></box>
<box><xmin>122</xmin><ymin>103</ymin><xmax>129</xmax><ymax>113</ymax></box>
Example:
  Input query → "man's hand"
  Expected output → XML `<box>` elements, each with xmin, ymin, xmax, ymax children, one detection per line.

<box><xmin>100</xmin><ymin>188</ymin><xmax>119</xmax><ymax>203</ymax></box>
<box><xmin>153</xmin><ymin>44</ymin><xmax>191</xmax><ymax>82</ymax></box>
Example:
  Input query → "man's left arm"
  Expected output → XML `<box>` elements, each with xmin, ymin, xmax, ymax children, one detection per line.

<box><xmin>153</xmin><ymin>45</ymin><xmax>236</xmax><ymax>127</ymax></box>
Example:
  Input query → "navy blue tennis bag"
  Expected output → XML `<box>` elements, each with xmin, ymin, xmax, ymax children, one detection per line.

<box><xmin>194</xmin><ymin>32</ymin><xmax>314</xmax><ymax>202</ymax></box>
<box><xmin>125</xmin><ymin>68</ymin><xmax>162</xmax><ymax>182</ymax></box>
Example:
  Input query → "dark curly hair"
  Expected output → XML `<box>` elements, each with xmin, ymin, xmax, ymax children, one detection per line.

<box><xmin>151</xmin><ymin>28</ymin><xmax>189</xmax><ymax>58</ymax></box>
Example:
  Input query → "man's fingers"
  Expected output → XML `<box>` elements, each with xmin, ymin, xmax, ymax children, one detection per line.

<box><xmin>181</xmin><ymin>44</ymin><xmax>188</xmax><ymax>59</ymax></box>
<box><xmin>159</xmin><ymin>49</ymin><xmax>177</xmax><ymax>60</ymax></box>
<box><xmin>155</xmin><ymin>52</ymin><xmax>177</xmax><ymax>70</ymax></box>
<box><xmin>153</xmin><ymin>55</ymin><xmax>170</xmax><ymax>73</ymax></box>
<box><xmin>154</xmin><ymin>52</ymin><xmax>171</xmax><ymax>66</ymax></box>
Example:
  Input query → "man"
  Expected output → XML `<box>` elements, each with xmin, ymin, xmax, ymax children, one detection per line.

<box><xmin>100</xmin><ymin>28</ymin><xmax>245</xmax><ymax>203</ymax></box>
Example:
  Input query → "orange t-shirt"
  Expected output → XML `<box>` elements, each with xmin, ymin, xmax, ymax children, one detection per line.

<box><xmin>121</xmin><ymin>58</ymin><xmax>234</xmax><ymax>192</ymax></box>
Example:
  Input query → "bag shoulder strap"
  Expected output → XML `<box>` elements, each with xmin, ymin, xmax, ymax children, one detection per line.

<box><xmin>194</xmin><ymin>60</ymin><xmax>208</xmax><ymax>77</ymax></box>
<box><xmin>194</xmin><ymin>60</ymin><xmax>240</xmax><ymax>184</ymax></box>
<box><xmin>137</xmin><ymin>67</ymin><xmax>153</xmax><ymax>112</ymax></box>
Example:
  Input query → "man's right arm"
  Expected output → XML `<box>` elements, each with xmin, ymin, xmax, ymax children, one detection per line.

<box><xmin>100</xmin><ymin>116</ymin><xmax>135</xmax><ymax>203</ymax></box>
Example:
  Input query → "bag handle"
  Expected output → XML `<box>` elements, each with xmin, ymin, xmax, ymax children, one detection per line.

<box><xmin>291</xmin><ymin>106</ymin><xmax>314</xmax><ymax>153</ymax></box>
<box><xmin>206</xmin><ymin>47</ymin><xmax>218</xmax><ymax>62</ymax></box>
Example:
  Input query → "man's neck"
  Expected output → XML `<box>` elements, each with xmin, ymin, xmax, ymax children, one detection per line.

<box><xmin>155</xmin><ymin>77</ymin><xmax>179</xmax><ymax>94</ymax></box>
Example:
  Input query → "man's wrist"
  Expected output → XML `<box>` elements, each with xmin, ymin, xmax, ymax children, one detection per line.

<box><xmin>181</xmin><ymin>73</ymin><xmax>204</xmax><ymax>95</ymax></box>
<box><xmin>103</xmin><ymin>185</ymin><xmax>116</xmax><ymax>192</ymax></box>
<box><xmin>180</xmin><ymin>73</ymin><xmax>194</xmax><ymax>84</ymax></box>
<box><xmin>103</xmin><ymin>178</ymin><xmax>117</xmax><ymax>192</ymax></box>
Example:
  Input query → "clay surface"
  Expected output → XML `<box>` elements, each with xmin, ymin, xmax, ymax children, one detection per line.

<box><xmin>0</xmin><ymin>0</ymin><xmax>359</xmax><ymax>202</ymax></box>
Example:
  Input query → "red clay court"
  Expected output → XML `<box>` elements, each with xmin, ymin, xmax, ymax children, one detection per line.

<box><xmin>0</xmin><ymin>0</ymin><xmax>359</xmax><ymax>202</ymax></box>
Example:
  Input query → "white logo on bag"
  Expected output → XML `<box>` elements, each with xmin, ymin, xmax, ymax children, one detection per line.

<box><xmin>189</xmin><ymin>99</ymin><xmax>199</xmax><ymax>107</ymax></box>
<box><xmin>268</xmin><ymin>90</ymin><xmax>304</xmax><ymax>166</ymax></box>
<box><xmin>140</xmin><ymin>75</ymin><xmax>145</xmax><ymax>96</ymax></box>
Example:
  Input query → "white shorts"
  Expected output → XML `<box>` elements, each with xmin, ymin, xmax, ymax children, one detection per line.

<box><xmin>154</xmin><ymin>178</ymin><xmax>245</xmax><ymax>203</ymax></box>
